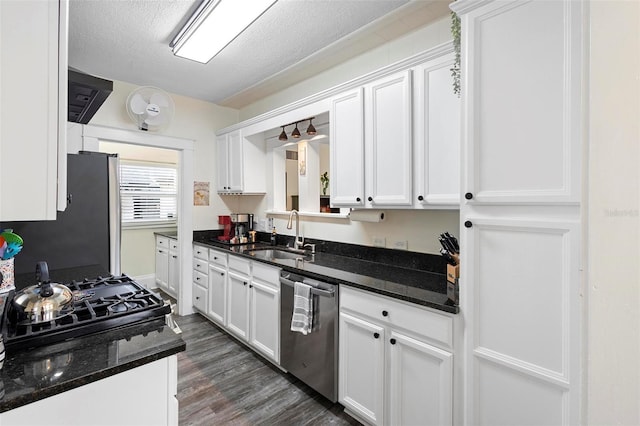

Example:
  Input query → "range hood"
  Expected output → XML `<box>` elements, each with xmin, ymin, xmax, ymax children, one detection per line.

<box><xmin>68</xmin><ymin>69</ymin><xmax>113</xmax><ymax>124</ymax></box>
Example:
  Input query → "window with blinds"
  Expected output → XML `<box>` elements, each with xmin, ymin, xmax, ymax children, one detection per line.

<box><xmin>120</xmin><ymin>161</ymin><xmax>177</xmax><ymax>226</ymax></box>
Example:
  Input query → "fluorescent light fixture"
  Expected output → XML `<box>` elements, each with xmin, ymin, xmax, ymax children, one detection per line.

<box><xmin>171</xmin><ymin>0</ymin><xmax>277</xmax><ymax>63</ymax></box>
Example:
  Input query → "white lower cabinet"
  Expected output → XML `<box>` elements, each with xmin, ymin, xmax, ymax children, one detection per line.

<box><xmin>248</xmin><ymin>263</ymin><xmax>281</xmax><ymax>363</ymax></box>
<box><xmin>207</xmin><ymin>263</ymin><xmax>226</xmax><ymax>326</ymax></box>
<box><xmin>227</xmin><ymin>269</ymin><xmax>250</xmax><ymax>340</ymax></box>
<box><xmin>0</xmin><ymin>356</ymin><xmax>178</xmax><ymax>425</ymax></box>
<box><xmin>192</xmin><ymin>244</ymin><xmax>210</xmax><ymax>315</ymax></box>
<box><xmin>155</xmin><ymin>236</ymin><xmax>169</xmax><ymax>291</ymax></box>
<box><xmin>339</xmin><ymin>286</ymin><xmax>454</xmax><ymax>426</ymax></box>
<box><xmin>168</xmin><ymin>243</ymin><xmax>179</xmax><ymax>296</ymax></box>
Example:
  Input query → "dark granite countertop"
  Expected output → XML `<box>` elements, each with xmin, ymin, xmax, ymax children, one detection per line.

<box><xmin>193</xmin><ymin>232</ymin><xmax>458</xmax><ymax>314</ymax></box>
<box><xmin>154</xmin><ymin>231</ymin><xmax>178</xmax><ymax>239</ymax></box>
<box><xmin>0</xmin><ymin>317</ymin><xmax>185</xmax><ymax>412</ymax></box>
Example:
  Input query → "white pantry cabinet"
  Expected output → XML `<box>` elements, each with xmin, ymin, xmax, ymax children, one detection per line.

<box><xmin>216</xmin><ymin>129</ymin><xmax>266</xmax><ymax>194</ymax></box>
<box><xmin>413</xmin><ymin>52</ymin><xmax>460</xmax><ymax>207</ymax></box>
<box><xmin>0</xmin><ymin>0</ymin><xmax>68</xmax><ymax>221</ymax></box>
<box><xmin>330</xmin><ymin>71</ymin><xmax>412</xmax><ymax>208</ymax></box>
<box><xmin>339</xmin><ymin>286</ymin><xmax>454</xmax><ymax>426</ymax></box>
<box><xmin>452</xmin><ymin>0</ymin><xmax>585</xmax><ymax>424</ymax></box>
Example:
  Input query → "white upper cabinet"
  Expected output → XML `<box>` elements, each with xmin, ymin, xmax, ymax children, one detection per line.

<box><xmin>364</xmin><ymin>70</ymin><xmax>413</xmax><ymax>207</ymax></box>
<box><xmin>330</xmin><ymin>88</ymin><xmax>365</xmax><ymax>207</ymax></box>
<box><xmin>331</xmin><ymin>71</ymin><xmax>413</xmax><ymax>209</ymax></box>
<box><xmin>413</xmin><ymin>52</ymin><xmax>461</xmax><ymax>207</ymax></box>
<box><xmin>459</xmin><ymin>0</ymin><xmax>582</xmax><ymax>205</ymax></box>
<box><xmin>0</xmin><ymin>0</ymin><xmax>68</xmax><ymax>220</ymax></box>
<box><xmin>216</xmin><ymin>129</ymin><xmax>266</xmax><ymax>194</ymax></box>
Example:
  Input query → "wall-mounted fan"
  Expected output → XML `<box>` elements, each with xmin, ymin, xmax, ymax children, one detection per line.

<box><xmin>126</xmin><ymin>86</ymin><xmax>175</xmax><ymax>131</ymax></box>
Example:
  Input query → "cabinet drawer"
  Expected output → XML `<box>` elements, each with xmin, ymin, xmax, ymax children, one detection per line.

<box><xmin>209</xmin><ymin>249</ymin><xmax>227</xmax><ymax>268</ymax></box>
<box><xmin>156</xmin><ymin>236</ymin><xmax>169</xmax><ymax>248</ymax></box>
<box><xmin>193</xmin><ymin>244</ymin><xmax>209</xmax><ymax>261</ymax></box>
<box><xmin>169</xmin><ymin>238</ymin><xmax>178</xmax><ymax>251</ymax></box>
<box><xmin>193</xmin><ymin>270</ymin><xmax>207</xmax><ymax>286</ymax></box>
<box><xmin>228</xmin><ymin>254</ymin><xmax>250</xmax><ymax>276</ymax></box>
<box><xmin>193</xmin><ymin>258</ymin><xmax>208</xmax><ymax>274</ymax></box>
<box><xmin>340</xmin><ymin>286</ymin><xmax>453</xmax><ymax>349</ymax></box>
<box><xmin>192</xmin><ymin>283</ymin><xmax>207</xmax><ymax>312</ymax></box>
<box><xmin>252</xmin><ymin>262</ymin><xmax>280</xmax><ymax>288</ymax></box>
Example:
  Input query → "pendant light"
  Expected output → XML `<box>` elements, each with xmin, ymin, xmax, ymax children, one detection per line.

<box><xmin>291</xmin><ymin>122</ymin><xmax>301</xmax><ymax>138</ymax></box>
<box><xmin>306</xmin><ymin>118</ymin><xmax>317</xmax><ymax>136</ymax></box>
<box><xmin>279</xmin><ymin>126</ymin><xmax>288</xmax><ymax>141</ymax></box>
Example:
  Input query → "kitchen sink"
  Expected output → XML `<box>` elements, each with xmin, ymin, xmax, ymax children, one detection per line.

<box><xmin>245</xmin><ymin>247</ymin><xmax>312</xmax><ymax>262</ymax></box>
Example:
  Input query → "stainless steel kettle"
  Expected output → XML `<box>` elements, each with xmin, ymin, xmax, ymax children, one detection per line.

<box><xmin>12</xmin><ymin>261</ymin><xmax>74</xmax><ymax>324</ymax></box>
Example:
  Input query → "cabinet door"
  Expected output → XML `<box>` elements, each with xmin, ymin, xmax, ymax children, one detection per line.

<box><xmin>216</xmin><ymin>134</ymin><xmax>229</xmax><ymax>192</ymax></box>
<box><xmin>192</xmin><ymin>283</ymin><xmax>207</xmax><ymax>312</ymax></box>
<box><xmin>414</xmin><ymin>53</ymin><xmax>460</xmax><ymax>206</ymax></box>
<box><xmin>0</xmin><ymin>0</ymin><xmax>64</xmax><ymax>220</ymax></box>
<box><xmin>226</xmin><ymin>270</ymin><xmax>249</xmax><ymax>340</ymax></box>
<box><xmin>387</xmin><ymin>331</ymin><xmax>453</xmax><ymax>426</ymax></box>
<box><xmin>208</xmin><ymin>264</ymin><xmax>227</xmax><ymax>326</ymax></box>
<box><xmin>249</xmin><ymin>280</ymin><xmax>279</xmax><ymax>362</ymax></box>
<box><xmin>330</xmin><ymin>88</ymin><xmax>365</xmax><ymax>207</ymax></box>
<box><xmin>167</xmin><ymin>251</ymin><xmax>179</xmax><ymax>296</ymax></box>
<box><xmin>339</xmin><ymin>312</ymin><xmax>385</xmax><ymax>426</ymax></box>
<box><xmin>364</xmin><ymin>70</ymin><xmax>413</xmax><ymax>207</ymax></box>
<box><xmin>227</xmin><ymin>130</ymin><xmax>243</xmax><ymax>192</ymax></box>
<box><xmin>460</xmin><ymin>0</ymin><xmax>582</xmax><ymax>205</ymax></box>
<box><xmin>155</xmin><ymin>247</ymin><xmax>168</xmax><ymax>290</ymax></box>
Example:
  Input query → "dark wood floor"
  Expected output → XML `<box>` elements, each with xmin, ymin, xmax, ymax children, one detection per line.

<box><xmin>174</xmin><ymin>313</ymin><xmax>361</xmax><ymax>426</ymax></box>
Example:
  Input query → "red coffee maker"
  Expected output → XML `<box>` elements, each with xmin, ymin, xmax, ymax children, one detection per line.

<box><xmin>217</xmin><ymin>215</ymin><xmax>234</xmax><ymax>241</ymax></box>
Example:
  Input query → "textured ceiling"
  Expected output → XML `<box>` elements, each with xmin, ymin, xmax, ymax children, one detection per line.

<box><xmin>69</xmin><ymin>0</ymin><xmax>450</xmax><ymax>109</ymax></box>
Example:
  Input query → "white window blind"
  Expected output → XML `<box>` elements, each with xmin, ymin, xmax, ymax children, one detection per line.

<box><xmin>120</xmin><ymin>161</ymin><xmax>177</xmax><ymax>226</ymax></box>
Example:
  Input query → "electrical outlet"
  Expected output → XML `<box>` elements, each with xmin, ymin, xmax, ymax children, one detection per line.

<box><xmin>392</xmin><ymin>240</ymin><xmax>408</xmax><ymax>250</ymax></box>
<box><xmin>372</xmin><ymin>236</ymin><xmax>386</xmax><ymax>247</ymax></box>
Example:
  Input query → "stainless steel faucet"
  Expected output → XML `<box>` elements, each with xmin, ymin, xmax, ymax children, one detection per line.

<box><xmin>286</xmin><ymin>209</ymin><xmax>304</xmax><ymax>249</ymax></box>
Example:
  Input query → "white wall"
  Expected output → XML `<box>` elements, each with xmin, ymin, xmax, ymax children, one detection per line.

<box><xmin>236</xmin><ymin>16</ymin><xmax>460</xmax><ymax>255</ymax></box>
<box><xmin>588</xmin><ymin>2</ymin><xmax>640</xmax><ymax>424</ymax></box>
<box><xmin>88</xmin><ymin>80</ymin><xmax>239</xmax><ymax>277</ymax></box>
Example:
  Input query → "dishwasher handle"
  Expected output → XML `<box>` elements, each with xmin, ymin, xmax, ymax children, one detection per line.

<box><xmin>280</xmin><ymin>276</ymin><xmax>335</xmax><ymax>298</ymax></box>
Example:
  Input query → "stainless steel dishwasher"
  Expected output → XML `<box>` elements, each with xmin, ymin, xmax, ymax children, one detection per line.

<box><xmin>280</xmin><ymin>270</ymin><xmax>338</xmax><ymax>402</ymax></box>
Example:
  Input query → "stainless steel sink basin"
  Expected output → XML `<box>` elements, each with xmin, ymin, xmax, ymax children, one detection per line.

<box><xmin>246</xmin><ymin>247</ymin><xmax>312</xmax><ymax>262</ymax></box>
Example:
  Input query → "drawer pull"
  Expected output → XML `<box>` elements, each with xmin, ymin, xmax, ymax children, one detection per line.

<box><xmin>196</xmin><ymin>277</ymin><xmax>200</xmax><ymax>281</ymax></box>
<box><xmin>172</xmin><ymin>255</ymin><xmax>177</xmax><ymax>259</ymax></box>
<box><xmin>243</xmin><ymin>281</ymin><xmax>247</xmax><ymax>286</ymax></box>
<box><xmin>220</xmin><ymin>272</ymin><xmax>224</xmax><ymax>276</ymax></box>
<box><xmin>196</xmin><ymin>264</ymin><xmax>201</xmax><ymax>267</ymax></box>
<box><xmin>464</xmin><ymin>220</ymin><xmax>473</xmax><ymax>228</ymax></box>
<box><xmin>214</xmin><ymin>257</ymin><xmax>218</xmax><ymax>260</ymax></box>
<box><xmin>382</xmin><ymin>310</ymin><xmax>388</xmax><ymax>317</ymax></box>
<box><xmin>195</xmin><ymin>296</ymin><xmax>200</xmax><ymax>300</ymax></box>
<box><xmin>390</xmin><ymin>338</ymin><xmax>396</xmax><ymax>345</ymax></box>
<box><xmin>373</xmin><ymin>332</ymin><xmax>380</xmax><ymax>339</ymax></box>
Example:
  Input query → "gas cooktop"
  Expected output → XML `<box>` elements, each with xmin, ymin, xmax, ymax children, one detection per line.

<box><xmin>2</xmin><ymin>274</ymin><xmax>171</xmax><ymax>351</ymax></box>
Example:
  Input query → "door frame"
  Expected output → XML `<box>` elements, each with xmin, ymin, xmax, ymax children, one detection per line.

<box><xmin>78</xmin><ymin>124</ymin><xmax>195</xmax><ymax>315</ymax></box>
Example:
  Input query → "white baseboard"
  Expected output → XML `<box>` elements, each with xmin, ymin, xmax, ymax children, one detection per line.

<box><xmin>132</xmin><ymin>274</ymin><xmax>156</xmax><ymax>289</ymax></box>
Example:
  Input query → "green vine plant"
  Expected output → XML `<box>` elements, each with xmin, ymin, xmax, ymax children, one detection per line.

<box><xmin>451</xmin><ymin>9</ymin><xmax>461</xmax><ymax>97</ymax></box>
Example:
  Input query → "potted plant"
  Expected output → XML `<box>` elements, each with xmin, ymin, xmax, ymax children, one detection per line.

<box><xmin>320</xmin><ymin>172</ymin><xmax>329</xmax><ymax>196</ymax></box>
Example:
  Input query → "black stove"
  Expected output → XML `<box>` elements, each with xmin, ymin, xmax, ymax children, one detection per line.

<box><xmin>2</xmin><ymin>274</ymin><xmax>171</xmax><ymax>351</ymax></box>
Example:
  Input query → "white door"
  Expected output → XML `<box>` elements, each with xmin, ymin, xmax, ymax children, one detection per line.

<box><xmin>216</xmin><ymin>134</ymin><xmax>229</xmax><ymax>192</ymax></box>
<box><xmin>387</xmin><ymin>331</ymin><xmax>453</xmax><ymax>426</ymax></box>
<box><xmin>208</xmin><ymin>264</ymin><xmax>226</xmax><ymax>326</ymax></box>
<box><xmin>226</xmin><ymin>270</ymin><xmax>249</xmax><ymax>340</ymax></box>
<box><xmin>227</xmin><ymin>130</ymin><xmax>243</xmax><ymax>192</ymax></box>
<box><xmin>155</xmin><ymin>247</ymin><xmax>168</xmax><ymax>290</ymax></box>
<box><xmin>248</xmin><ymin>280</ymin><xmax>279</xmax><ymax>362</ymax></box>
<box><xmin>414</xmin><ymin>53</ymin><xmax>460</xmax><ymax>206</ymax></box>
<box><xmin>330</xmin><ymin>88</ymin><xmax>365</xmax><ymax>207</ymax></box>
<box><xmin>339</xmin><ymin>312</ymin><xmax>385</xmax><ymax>426</ymax></box>
<box><xmin>364</xmin><ymin>70</ymin><xmax>413</xmax><ymax>207</ymax></box>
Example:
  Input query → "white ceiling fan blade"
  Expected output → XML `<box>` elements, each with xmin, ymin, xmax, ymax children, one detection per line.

<box><xmin>129</xmin><ymin>93</ymin><xmax>148</xmax><ymax>115</ymax></box>
<box><xmin>150</xmin><ymin>92</ymin><xmax>170</xmax><ymax>108</ymax></box>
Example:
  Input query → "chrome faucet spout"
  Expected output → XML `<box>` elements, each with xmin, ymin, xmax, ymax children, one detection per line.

<box><xmin>287</xmin><ymin>210</ymin><xmax>304</xmax><ymax>249</ymax></box>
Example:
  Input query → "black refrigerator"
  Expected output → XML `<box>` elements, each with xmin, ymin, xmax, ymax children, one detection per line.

<box><xmin>1</xmin><ymin>152</ymin><xmax>121</xmax><ymax>281</ymax></box>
